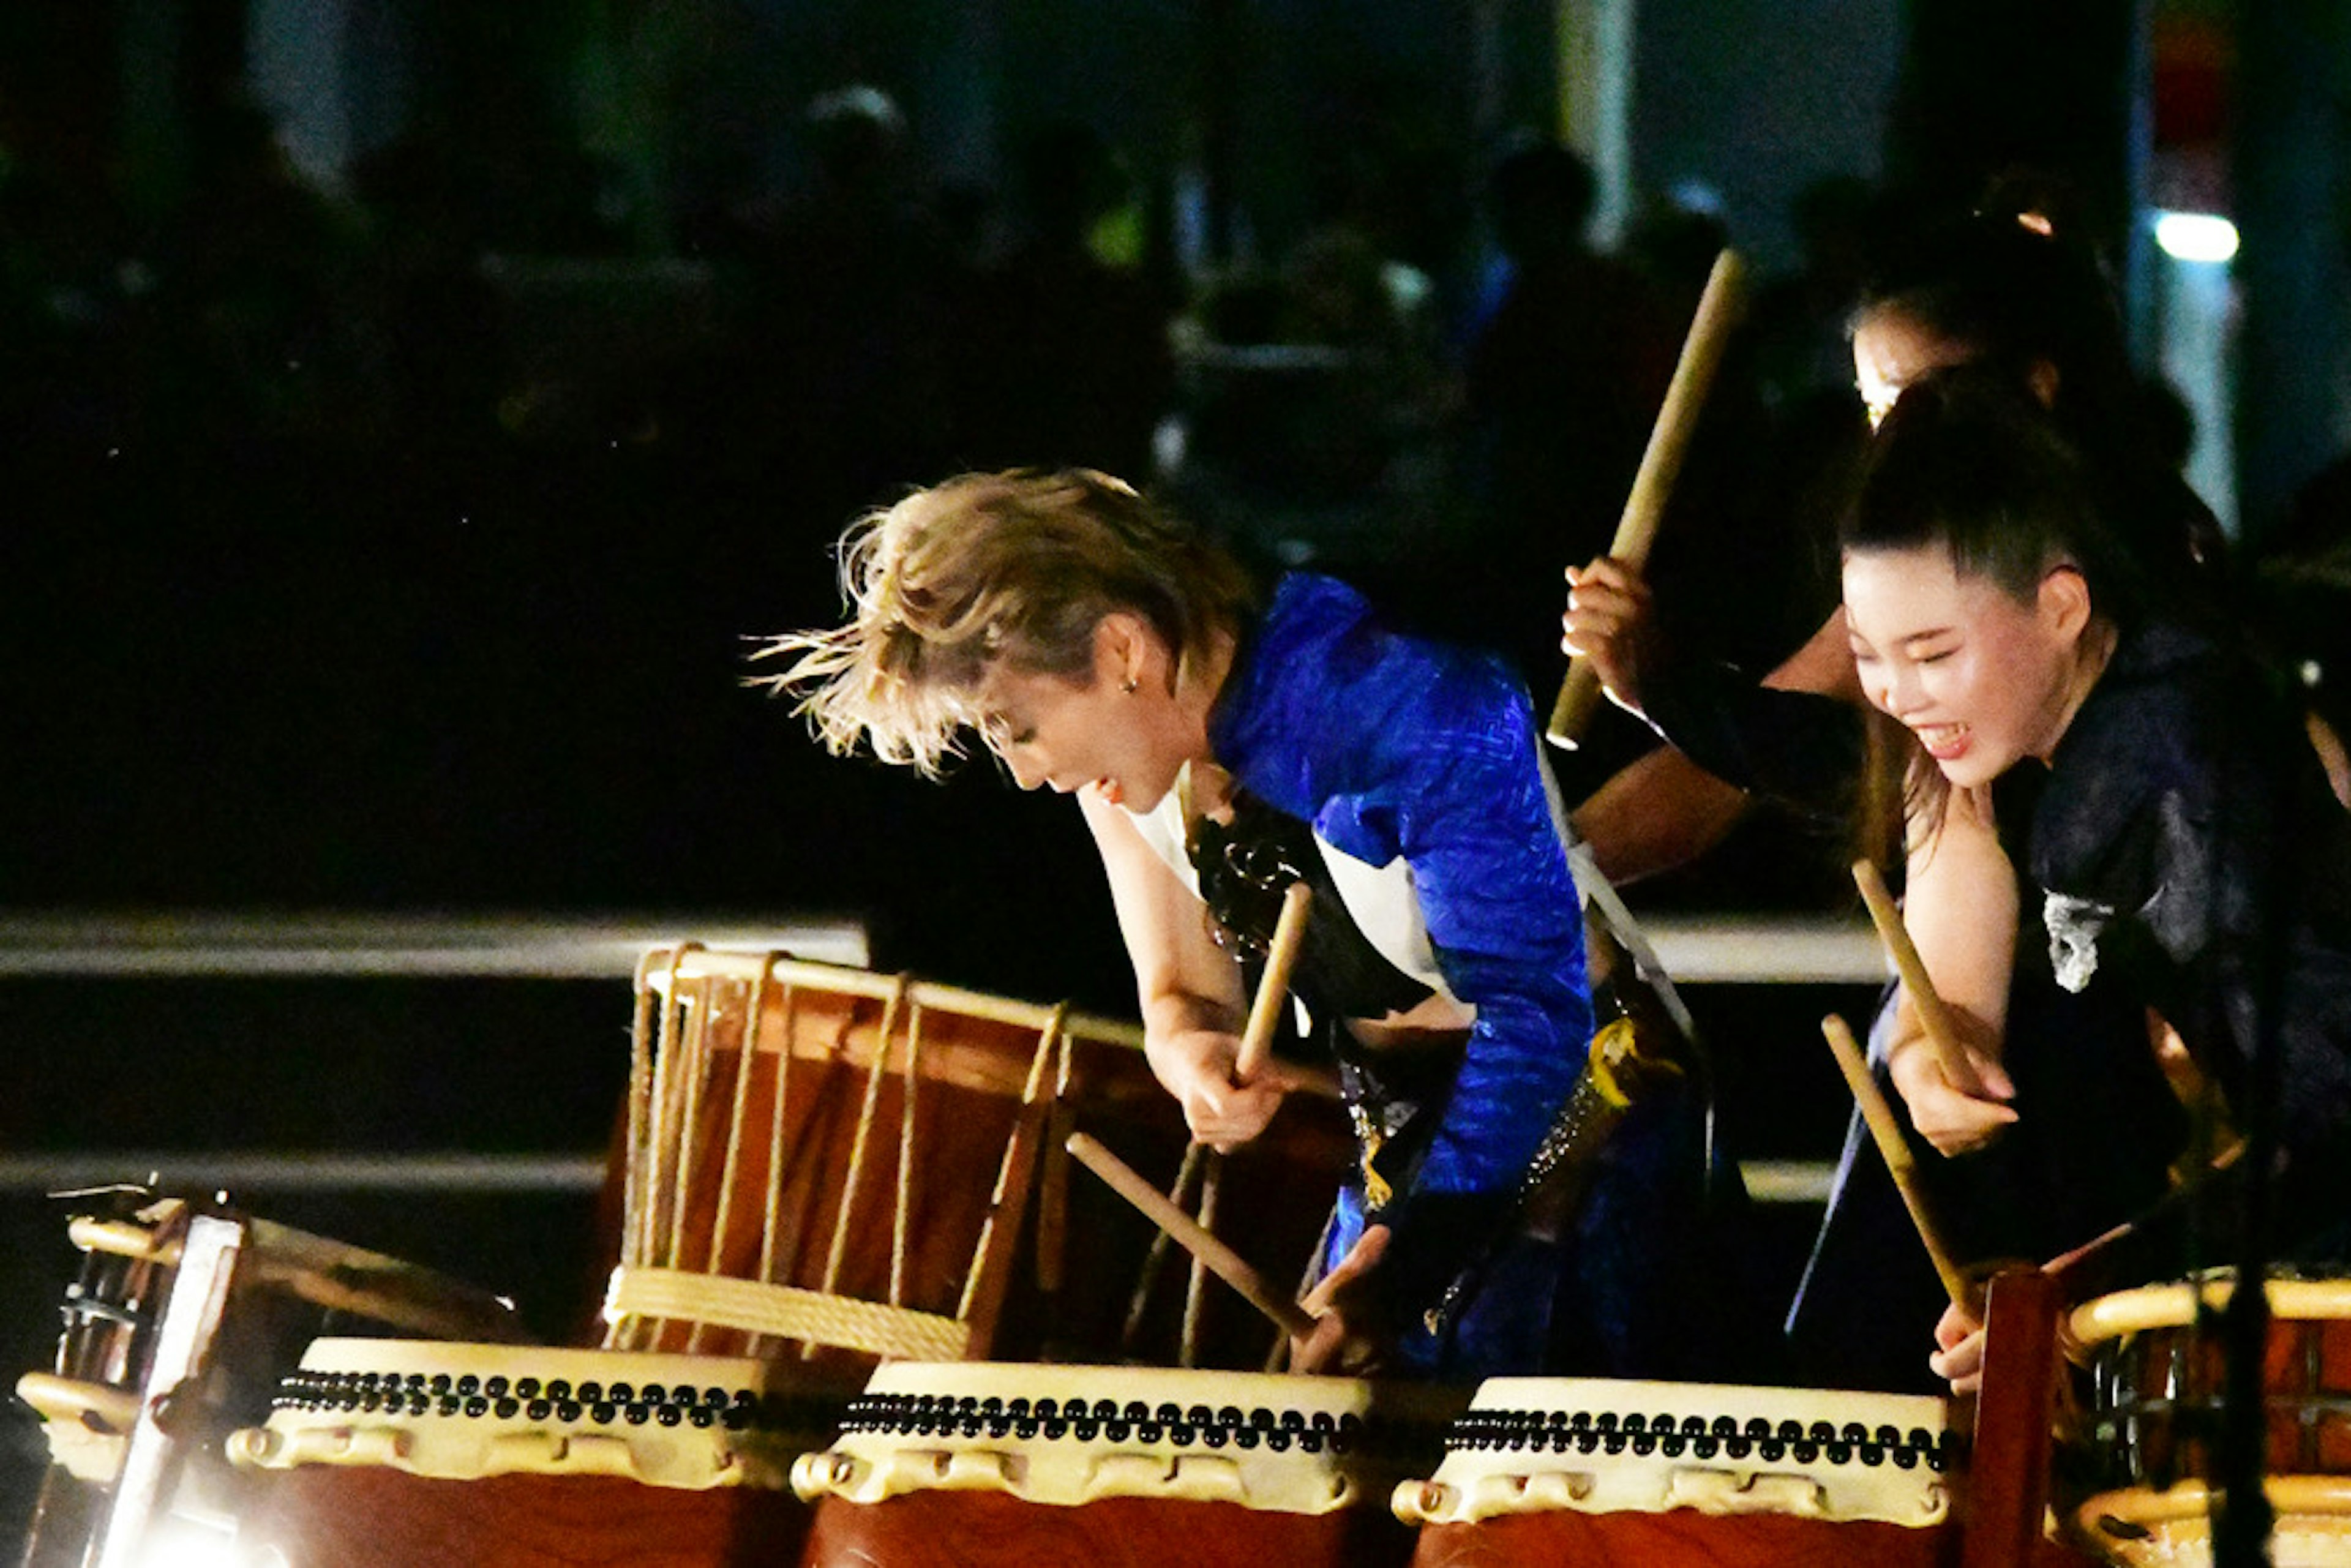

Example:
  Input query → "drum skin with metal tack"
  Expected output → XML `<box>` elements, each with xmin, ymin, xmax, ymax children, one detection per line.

<box><xmin>790</xmin><ymin>1360</ymin><xmax>1466</xmax><ymax>1568</ymax></box>
<box><xmin>1395</xmin><ymin>1377</ymin><xmax>1964</xmax><ymax>1567</ymax></box>
<box><xmin>226</xmin><ymin>1338</ymin><xmax>857</xmax><ymax>1567</ymax></box>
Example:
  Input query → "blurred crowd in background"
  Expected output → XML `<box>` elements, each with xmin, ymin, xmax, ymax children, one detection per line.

<box><xmin>6</xmin><ymin>72</ymin><xmax>2350</xmax><ymax>965</ymax></box>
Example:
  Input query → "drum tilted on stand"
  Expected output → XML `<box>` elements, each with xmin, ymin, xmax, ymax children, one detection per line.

<box><xmin>599</xmin><ymin>945</ymin><xmax>1351</xmax><ymax>1371</ymax></box>
<box><xmin>790</xmin><ymin>1360</ymin><xmax>1466</xmax><ymax>1568</ymax></box>
<box><xmin>212</xmin><ymin>948</ymin><xmax>1351</xmax><ymax>1566</ymax></box>
<box><xmin>1393</xmin><ymin>1378</ymin><xmax>1959</xmax><ymax>1568</ymax></box>
<box><xmin>214</xmin><ymin>950</ymin><xmax>1163</xmax><ymax>1567</ymax></box>
<box><xmin>602</xmin><ymin>946</ymin><xmax>1348</xmax><ymax>1370</ymax></box>
<box><xmin>2065</xmin><ymin>1272</ymin><xmax>2351</xmax><ymax>1568</ymax></box>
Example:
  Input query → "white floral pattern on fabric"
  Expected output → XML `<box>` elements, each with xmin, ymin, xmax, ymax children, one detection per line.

<box><xmin>2045</xmin><ymin>890</ymin><xmax>2116</xmax><ymax>994</ymax></box>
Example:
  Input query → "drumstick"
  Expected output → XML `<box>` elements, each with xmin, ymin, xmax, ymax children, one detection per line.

<box><xmin>1821</xmin><ymin>1013</ymin><xmax>1971</xmax><ymax>1310</ymax></box>
<box><xmin>1065</xmin><ymin>1131</ymin><xmax>1316</xmax><ymax>1339</ymax></box>
<box><xmin>1548</xmin><ymin>249</ymin><xmax>1747</xmax><ymax>749</ymax></box>
<box><xmin>1232</xmin><ymin>882</ymin><xmax>1313</xmax><ymax>1086</ymax></box>
<box><xmin>1851</xmin><ymin>858</ymin><xmax>1978</xmax><ymax>1089</ymax></box>
<box><xmin>2038</xmin><ymin>1137</ymin><xmax>2246</xmax><ymax>1286</ymax></box>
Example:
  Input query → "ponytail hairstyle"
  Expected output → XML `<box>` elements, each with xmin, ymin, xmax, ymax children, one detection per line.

<box><xmin>1852</xmin><ymin>199</ymin><xmax>2225</xmax><ymax>607</ymax></box>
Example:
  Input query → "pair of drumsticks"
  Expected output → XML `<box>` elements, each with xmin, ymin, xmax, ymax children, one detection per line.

<box><xmin>1068</xmin><ymin>852</ymin><xmax>1987</xmax><ymax>1340</ymax></box>
<box><xmin>1838</xmin><ymin>860</ymin><xmax>2208</xmax><ymax>1310</ymax></box>
<box><xmin>1835</xmin><ymin>858</ymin><xmax>1979</xmax><ymax>1310</ymax></box>
<box><xmin>1065</xmin><ymin>880</ymin><xmax>1321</xmax><ymax>1340</ymax></box>
<box><xmin>1073</xmin><ymin>246</ymin><xmax>1755</xmax><ymax>1338</ymax></box>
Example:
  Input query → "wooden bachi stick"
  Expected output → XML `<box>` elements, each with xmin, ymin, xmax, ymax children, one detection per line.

<box><xmin>1548</xmin><ymin>249</ymin><xmax>1748</xmax><ymax>749</ymax></box>
<box><xmin>1821</xmin><ymin>1013</ymin><xmax>1971</xmax><ymax>1310</ymax></box>
<box><xmin>1066</xmin><ymin>1131</ymin><xmax>1316</xmax><ymax>1338</ymax></box>
<box><xmin>1851</xmin><ymin>858</ymin><xmax>1978</xmax><ymax>1089</ymax></box>
<box><xmin>1232</xmin><ymin>882</ymin><xmax>1313</xmax><ymax>1086</ymax></box>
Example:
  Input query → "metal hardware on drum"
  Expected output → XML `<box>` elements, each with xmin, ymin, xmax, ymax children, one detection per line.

<box><xmin>13</xmin><ymin>1189</ymin><xmax>531</xmax><ymax>1568</ymax></box>
<box><xmin>2063</xmin><ymin>1272</ymin><xmax>2351</xmax><ymax>1568</ymax></box>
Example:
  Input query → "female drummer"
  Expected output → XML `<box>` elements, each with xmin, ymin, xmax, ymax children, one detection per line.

<box><xmin>1562</xmin><ymin>205</ymin><xmax>2224</xmax><ymax>1392</ymax></box>
<box><xmin>1839</xmin><ymin>370</ymin><xmax>2351</xmax><ymax>1389</ymax></box>
<box><xmin>1565</xmin><ymin>200</ymin><xmax>2221</xmax><ymax>858</ymax></box>
<box><xmin>758</xmin><ymin>467</ymin><xmax>1755</xmax><ymax>1383</ymax></box>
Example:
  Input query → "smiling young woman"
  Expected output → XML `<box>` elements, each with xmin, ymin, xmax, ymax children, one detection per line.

<box><xmin>1839</xmin><ymin>370</ymin><xmax>2351</xmax><ymax>1390</ymax></box>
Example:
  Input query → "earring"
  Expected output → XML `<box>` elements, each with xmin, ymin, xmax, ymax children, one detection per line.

<box><xmin>1121</xmin><ymin>677</ymin><xmax>1139</xmax><ymax>695</ymax></box>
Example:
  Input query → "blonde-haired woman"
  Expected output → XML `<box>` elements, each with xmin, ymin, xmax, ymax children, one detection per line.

<box><xmin>761</xmin><ymin>467</ymin><xmax>1753</xmax><ymax>1382</ymax></box>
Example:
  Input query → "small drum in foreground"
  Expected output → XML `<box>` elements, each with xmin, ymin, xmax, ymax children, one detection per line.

<box><xmin>228</xmin><ymin>1338</ymin><xmax>857</xmax><ymax>1567</ymax></box>
<box><xmin>1395</xmin><ymin>1378</ymin><xmax>1957</xmax><ymax>1567</ymax></box>
<box><xmin>2066</xmin><ymin>1272</ymin><xmax>2351</xmax><ymax>1568</ymax></box>
<box><xmin>790</xmin><ymin>1361</ymin><xmax>1466</xmax><ymax>1568</ymax></box>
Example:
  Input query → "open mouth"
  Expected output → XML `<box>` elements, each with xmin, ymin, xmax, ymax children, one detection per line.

<box><xmin>1913</xmin><ymin>723</ymin><xmax>1971</xmax><ymax>762</ymax></box>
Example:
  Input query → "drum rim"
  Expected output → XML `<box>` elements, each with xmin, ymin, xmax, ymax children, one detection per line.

<box><xmin>2069</xmin><ymin>1278</ymin><xmax>2351</xmax><ymax>1346</ymax></box>
<box><xmin>638</xmin><ymin>947</ymin><xmax>1145</xmax><ymax>1051</ymax></box>
<box><xmin>2076</xmin><ymin>1473</ymin><xmax>2351</xmax><ymax>1536</ymax></box>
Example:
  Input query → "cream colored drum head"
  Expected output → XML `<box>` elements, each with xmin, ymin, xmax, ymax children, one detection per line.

<box><xmin>229</xmin><ymin>1338</ymin><xmax>854</xmax><ymax>1491</ymax></box>
<box><xmin>1395</xmin><ymin>1377</ymin><xmax>1953</xmax><ymax>1529</ymax></box>
<box><xmin>791</xmin><ymin>1361</ymin><xmax>1464</xmax><ymax>1515</ymax></box>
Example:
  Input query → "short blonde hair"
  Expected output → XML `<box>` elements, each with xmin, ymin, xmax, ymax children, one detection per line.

<box><xmin>749</xmin><ymin>468</ymin><xmax>1254</xmax><ymax>775</ymax></box>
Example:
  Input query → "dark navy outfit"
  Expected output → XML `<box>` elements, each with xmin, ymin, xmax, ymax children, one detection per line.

<box><xmin>2028</xmin><ymin>622</ymin><xmax>2351</xmax><ymax>1266</ymax></box>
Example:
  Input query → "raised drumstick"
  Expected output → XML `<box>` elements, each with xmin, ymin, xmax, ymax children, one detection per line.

<box><xmin>1548</xmin><ymin>249</ymin><xmax>1747</xmax><ymax>749</ymax></box>
<box><xmin>1232</xmin><ymin>881</ymin><xmax>1313</xmax><ymax>1086</ymax></box>
<box><xmin>1066</xmin><ymin>1130</ymin><xmax>1316</xmax><ymax>1339</ymax></box>
<box><xmin>1821</xmin><ymin>1013</ymin><xmax>1971</xmax><ymax>1310</ymax></box>
<box><xmin>1851</xmin><ymin>858</ymin><xmax>1979</xmax><ymax>1089</ymax></box>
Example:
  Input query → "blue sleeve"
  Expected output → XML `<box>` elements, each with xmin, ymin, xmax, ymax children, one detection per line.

<box><xmin>1314</xmin><ymin>637</ymin><xmax>1594</xmax><ymax>1311</ymax></box>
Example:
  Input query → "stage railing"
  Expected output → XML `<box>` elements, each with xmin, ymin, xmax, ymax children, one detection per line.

<box><xmin>0</xmin><ymin>910</ymin><xmax>1873</xmax><ymax>1201</ymax></box>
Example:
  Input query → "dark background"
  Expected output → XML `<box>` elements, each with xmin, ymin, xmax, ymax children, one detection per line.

<box><xmin>3</xmin><ymin>0</ymin><xmax>2349</xmax><ymax>1552</ymax></box>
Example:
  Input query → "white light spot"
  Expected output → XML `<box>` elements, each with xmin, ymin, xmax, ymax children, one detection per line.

<box><xmin>2154</xmin><ymin>211</ymin><xmax>2239</xmax><ymax>263</ymax></box>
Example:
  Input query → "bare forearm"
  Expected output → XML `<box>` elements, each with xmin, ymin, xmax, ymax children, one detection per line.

<box><xmin>1570</xmin><ymin>746</ymin><xmax>1752</xmax><ymax>885</ymax></box>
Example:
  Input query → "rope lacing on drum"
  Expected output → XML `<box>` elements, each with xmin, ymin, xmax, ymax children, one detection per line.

<box><xmin>811</xmin><ymin>973</ymin><xmax>913</xmax><ymax>1357</ymax></box>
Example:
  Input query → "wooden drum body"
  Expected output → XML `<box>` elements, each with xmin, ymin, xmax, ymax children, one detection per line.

<box><xmin>609</xmin><ymin>950</ymin><xmax>1352</xmax><ymax>1372</ymax></box>
<box><xmin>2066</xmin><ymin>1274</ymin><xmax>2351</xmax><ymax>1567</ymax></box>
<box><xmin>790</xmin><ymin>1361</ymin><xmax>1466</xmax><ymax>1568</ymax></box>
<box><xmin>1395</xmin><ymin>1378</ymin><xmax>1959</xmax><ymax>1568</ymax></box>
<box><xmin>227</xmin><ymin>1338</ymin><xmax>858</xmax><ymax>1567</ymax></box>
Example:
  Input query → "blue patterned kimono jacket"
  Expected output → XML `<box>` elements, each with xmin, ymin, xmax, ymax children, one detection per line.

<box><xmin>1207</xmin><ymin>573</ymin><xmax>1754</xmax><ymax>1380</ymax></box>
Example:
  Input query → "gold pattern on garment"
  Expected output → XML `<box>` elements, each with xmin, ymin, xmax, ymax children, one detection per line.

<box><xmin>1348</xmin><ymin>1102</ymin><xmax>1394</xmax><ymax>1210</ymax></box>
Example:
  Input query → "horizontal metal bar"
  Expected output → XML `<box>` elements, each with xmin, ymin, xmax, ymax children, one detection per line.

<box><xmin>0</xmin><ymin>910</ymin><xmax>1875</xmax><ymax>986</ymax></box>
<box><xmin>1638</xmin><ymin>915</ymin><xmax>1889</xmax><ymax>986</ymax></box>
<box><xmin>0</xmin><ymin>1152</ymin><xmax>607</xmax><ymax>1195</ymax></box>
<box><xmin>1736</xmin><ymin>1159</ymin><xmax>1837</xmax><ymax>1205</ymax></box>
<box><xmin>0</xmin><ymin>1150</ymin><xmax>1839</xmax><ymax>1205</ymax></box>
<box><xmin>0</xmin><ymin>912</ymin><xmax>869</xmax><ymax>978</ymax></box>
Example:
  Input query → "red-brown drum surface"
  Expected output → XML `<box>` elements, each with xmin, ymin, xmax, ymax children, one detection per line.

<box><xmin>232</xmin><ymin>1468</ymin><xmax>816</xmax><ymax>1568</ymax></box>
<box><xmin>1408</xmin><ymin>1507</ymin><xmax>1952</xmax><ymax>1567</ymax></box>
